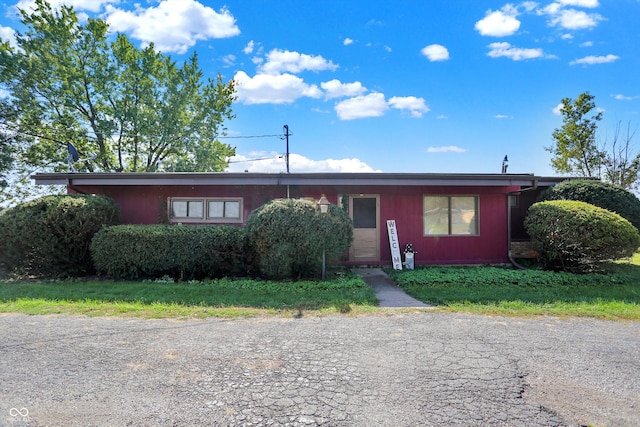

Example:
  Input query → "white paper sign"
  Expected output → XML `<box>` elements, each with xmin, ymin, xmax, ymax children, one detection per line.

<box><xmin>386</xmin><ymin>220</ymin><xmax>403</xmax><ymax>270</ymax></box>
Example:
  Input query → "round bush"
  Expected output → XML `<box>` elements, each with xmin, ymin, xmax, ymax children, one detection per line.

<box><xmin>0</xmin><ymin>194</ymin><xmax>120</xmax><ymax>276</ymax></box>
<box><xmin>245</xmin><ymin>198</ymin><xmax>353</xmax><ymax>280</ymax></box>
<box><xmin>538</xmin><ymin>179</ymin><xmax>640</xmax><ymax>230</ymax></box>
<box><xmin>525</xmin><ymin>200</ymin><xmax>640</xmax><ymax>272</ymax></box>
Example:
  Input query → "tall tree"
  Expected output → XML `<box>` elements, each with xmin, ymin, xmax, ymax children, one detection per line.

<box><xmin>547</xmin><ymin>92</ymin><xmax>604</xmax><ymax>178</ymax></box>
<box><xmin>0</xmin><ymin>100</ymin><xmax>17</xmax><ymax>188</ymax></box>
<box><xmin>0</xmin><ymin>0</ymin><xmax>236</xmax><ymax>175</ymax></box>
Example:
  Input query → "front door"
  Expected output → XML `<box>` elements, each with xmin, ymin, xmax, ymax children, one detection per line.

<box><xmin>349</xmin><ymin>195</ymin><xmax>380</xmax><ymax>262</ymax></box>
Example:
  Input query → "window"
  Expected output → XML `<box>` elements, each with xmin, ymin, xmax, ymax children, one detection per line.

<box><xmin>169</xmin><ymin>198</ymin><xmax>243</xmax><ymax>223</ymax></box>
<box><xmin>423</xmin><ymin>195</ymin><xmax>478</xmax><ymax>236</ymax></box>
<box><xmin>171</xmin><ymin>200</ymin><xmax>203</xmax><ymax>219</ymax></box>
<box><xmin>208</xmin><ymin>200</ymin><xmax>241</xmax><ymax>220</ymax></box>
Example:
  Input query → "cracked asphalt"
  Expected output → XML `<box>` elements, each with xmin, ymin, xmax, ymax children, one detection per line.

<box><xmin>1</xmin><ymin>312</ymin><xmax>638</xmax><ymax>426</ymax></box>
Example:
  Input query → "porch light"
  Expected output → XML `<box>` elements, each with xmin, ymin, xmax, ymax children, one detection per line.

<box><xmin>318</xmin><ymin>194</ymin><xmax>330</xmax><ymax>214</ymax></box>
<box><xmin>318</xmin><ymin>194</ymin><xmax>330</xmax><ymax>281</ymax></box>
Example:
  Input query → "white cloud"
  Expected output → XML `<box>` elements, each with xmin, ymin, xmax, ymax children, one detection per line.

<box><xmin>335</xmin><ymin>93</ymin><xmax>388</xmax><ymax>120</ymax></box>
<box><xmin>321</xmin><ymin>79</ymin><xmax>367</xmax><ymax>99</ymax></box>
<box><xmin>547</xmin><ymin>8</ymin><xmax>603</xmax><ymax>29</ymax></box>
<box><xmin>437</xmin><ymin>114</ymin><xmax>448</xmax><ymax>120</ymax></box>
<box><xmin>475</xmin><ymin>6</ymin><xmax>521</xmax><ymax>37</ymax></box>
<box><xmin>225</xmin><ymin>152</ymin><xmax>379</xmax><ymax>173</ymax></box>
<box><xmin>521</xmin><ymin>1</ymin><xmax>539</xmax><ymax>12</ymax></box>
<box><xmin>580</xmin><ymin>41</ymin><xmax>593</xmax><ymax>47</ymax></box>
<box><xmin>558</xmin><ymin>0</ymin><xmax>599</xmax><ymax>7</ymax></box>
<box><xmin>105</xmin><ymin>0</ymin><xmax>240</xmax><ymax>54</ymax></box>
<box><xmin>421</xmin><ymin>44</ymin><xmax>449</xmax><ymax>62</ymax></box>
<box><xmin>569</xmin><ymin>54</ymin><xmax>619</xmax><ymax>65</ymax></box>
<box><xmin>343</xmin><ymin>38</ymin><xmax>354</xmax><ymax>46</ymax></box>
<box><xmin>487</xmin><ymin>42</ymin><xmax>546</xmax><ymax>60</ymax></box>
<box><xmin>553</xmin><ymin>103</ymin><xmax>564</xmax><ymax>115</ymax></box>
<box><xmin>233</xmin><ymin>71</ymin><xmax>322</xmax><ymax>105</ymax></box>
<box><xmin>427</xmin><ymin>146</ymin><xmax>467</xmax><ymax>153</ymax></box>
<box><xmin>243</xmin><ymin>40</ymin><xmax>255</xmax><ymax>54</ymax></box>
<box><xmin>222</xmin><ymin>54</ymin><xmax>236</xmax><ymax>67</ymax></box>
<box><xmin>388</xmin><ymin>96</ymin><xmax>430</xmax><ymax>118</ymax></box>
<box><xmin>259</xmin><ymin>49</ymin><xmax>338</xmax><ymax>75</ymax></box>
<box><xmin>613</xmin><ymin>94</ymin><xmax>635</xmax><ymax>101</ymax></box>
<box><xmin>15</xmin><ymin>0</ymin><xmax>107</xmax><ymax>13</ymax></box>
<box><xmin>0</xmin><ymin>25</ymin><xmax>17</xmax><ymax>49</ymax></box>
<box><xmin>333</xmin><ymin>93</ymin><xmax>430</xmax><ymax>120</ymax></box>
<box><xmin>495</xmin><ymin>114</ymin><xmax>511</xmax><ymax>119</ymax></box>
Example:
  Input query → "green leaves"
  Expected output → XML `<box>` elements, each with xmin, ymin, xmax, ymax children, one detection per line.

<box><xmin>0</xmin><ymin>0</ymin><xmax>236</xmax><ymax>175</ymax></box>
<box><xmin>547</xmin><ymin>92</ymin><xmax>604</xmax><ymax>177</ymax></box>
<box><xmin>525</xmin><ymin>200</ymin><xmax>640</xmax><ymax>272</ymax></box>
<box><xmin>245</xmin><ymin>199</ymin><xmax>354</xmax><ymax>280</ymax></box>
<box><xmin>0</xmin><ymin>194</ymin><xmax>120</xmax><ymax>276</ymax></box>
<box><xmin>90</xmin><ymin>224</ymin><xmax>248</xmax><ymax>280</ymax></box>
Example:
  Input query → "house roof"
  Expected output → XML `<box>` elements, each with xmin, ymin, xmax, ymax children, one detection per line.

<box><xmin>33</xmin><ymin>172</ymin><xmax>568</xmax><ymax>188</ymax></box>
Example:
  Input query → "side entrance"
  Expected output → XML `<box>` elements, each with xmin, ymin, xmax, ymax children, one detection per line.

<box><xmin>349</xmin><ymin>194</ymin><xmax>380</xmax><ymax>262</ymax></box>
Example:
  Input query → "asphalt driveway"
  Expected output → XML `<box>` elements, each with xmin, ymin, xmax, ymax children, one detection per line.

<box><xmin>1</xmin><ymin>312</ymin><xmax>638</xmax><ymax>426</ymax></box>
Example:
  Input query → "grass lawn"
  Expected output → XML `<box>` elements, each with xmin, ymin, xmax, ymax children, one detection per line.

<box><xmin>388</xmin><ymin>256</ymin><xmax>640</xmax><ymax>321</ymax></box>
<box><xmin>2</xmin><ymin>254</ymin><xmax>639</xmax><ymax>320</ymax></box>
<box><xmin>0</xmin><ymin>276</ymin><xmax>379</xmax><ymax>319</ymax></box>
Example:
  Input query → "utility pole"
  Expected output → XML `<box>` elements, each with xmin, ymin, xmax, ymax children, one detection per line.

<box><xmin>283</xmin><ymin>124</ymin><xmax>291</xmax><ymax>173</ymax></box>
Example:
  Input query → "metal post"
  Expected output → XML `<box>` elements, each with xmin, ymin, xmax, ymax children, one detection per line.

<box><xmin>318</xmin><ymin>195</ymin><xmax>330</xmax><ymax>281</ymax></box>
<box><xmin>322</xmin><ymin>248</ymin><xmax>326</xmax><ymax>281</ymax></box>
<box><xmin>283</xmin><ymin>124</ymin><xmax>290</xmax><ymax>174</ymax></box>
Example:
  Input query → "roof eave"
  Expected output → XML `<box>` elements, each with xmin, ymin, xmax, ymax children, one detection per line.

<box><xmin>32</xmin><ymin>172</ymin><xmax>567</xmax><ymax>187</ymax></box>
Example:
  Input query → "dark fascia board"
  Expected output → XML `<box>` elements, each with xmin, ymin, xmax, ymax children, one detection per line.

<box><xmin>32</xmin><ymin>172</ymin><xmax>568</xmax><ymax>187</ymax></box>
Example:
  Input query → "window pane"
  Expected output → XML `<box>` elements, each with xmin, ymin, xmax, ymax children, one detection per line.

<box><xmin>188</xmin><ymin>201</ymin><xmax>203</xmax><ymax>218</ymax></box>
<box><xmin>208</xmin><ymin>201</ymin><xmax>224</xmax><ymax>218</ymax></box>
<box><xmin>172</xmin><ymin>201</ymin><xmax>187</xmax><ymax>218</ymax></box>
<box><xmin>225</xmin><ymin>201</ymin><xmax>240</xmax><ymax>218</ymax></box>
<box><xmin>352</xmin><ymin>198</ymin><xmax>377</xmax><ymax>228</ymax></box>
<box><xmin>423</xmin><ymin>196</ymin><xmax>449</xmax><ymax>235</ymax></box>
<box><xmin>451</xmin><ymin>196</ymin><xmax>477</xmax><ymax>235</ymax></box>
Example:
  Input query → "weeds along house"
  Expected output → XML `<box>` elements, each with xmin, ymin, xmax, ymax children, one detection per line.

<box><xmin>33</xmin><ymin>172</ymin><xmax>568</xmax><ymax>266</ymax></box>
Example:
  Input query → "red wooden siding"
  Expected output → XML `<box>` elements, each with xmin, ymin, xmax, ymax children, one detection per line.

<box><xmin>70</xmin><ymin>183</ymin><xmax>517</xmax><ymax>265</ymax></box>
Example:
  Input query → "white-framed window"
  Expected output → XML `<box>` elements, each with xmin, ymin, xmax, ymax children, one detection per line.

<box><xmin>207</xmin><ymin>199</ymin><xmax>241</xmax><ymax>220</ymax></box>
<box><xmin>171</xmin><ymin>200</ymin><xmax>204</xmax><ymax>220</ymax></box>
<box><xmin>423</xmin><ymin>195</ymin><xmax>479</xmax><ymax>236</ymax></box>
<box><xmin>169</xmin><ymin>197</ymin><xmax>243</xmax><ymax>223</ymax></box>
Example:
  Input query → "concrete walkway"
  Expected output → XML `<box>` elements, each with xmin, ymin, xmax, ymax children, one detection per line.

<box><xmin>352</xmin><ymin>268</ymin><xmax>431</xmax><ymax>308</ymax></box>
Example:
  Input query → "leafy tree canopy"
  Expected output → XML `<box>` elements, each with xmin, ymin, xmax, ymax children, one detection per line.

<box><xmin>0</xmin><ymin>0</ymin><xmax>236</xmax><ymax>175</ymax></box>
<box><xmin>546</xmin><ymin>91</ymin><xmax>639</xmax><ymax>190</ymax></box>
<box><xmin>546</xmin><ymin>91</ymin><xmax>603</xmax><ymax>177</ymax></box>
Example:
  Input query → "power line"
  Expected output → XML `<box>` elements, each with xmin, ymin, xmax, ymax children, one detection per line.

<box><xmin>1</xmin><ymin>121</ymin><xmax>286</xmax><ymax>142</ymax></box>
<box><xmin>219</xmin><ymin>134</ymin><xmax>284</xmax><ymax>139</ymax></box>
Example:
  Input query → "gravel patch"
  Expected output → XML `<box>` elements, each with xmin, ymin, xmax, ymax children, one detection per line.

<box><xmin>1</xmin><ymin>312</ymin><xmax>638</xmax><ymax>426</ymax></box>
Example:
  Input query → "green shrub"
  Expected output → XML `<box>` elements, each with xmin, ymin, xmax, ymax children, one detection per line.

<box><xmin>0</xmin><ymin>194</ymin><xmax>120</xmax><ymax>276</ymax></box>
<box><xmin>525</xmin><ymin>200</ymin><xmax>640</xmax><ymax>272</ymax></box>
<box><xmin>538</xmin><ymin>179</ymin><xmax>640</xmax><ymax>230</ymax></box>
<box><xmin>90</xmin><ymin>224</ymin><xmax>247</xmax><ymax>280</ymax></box>
<box><xmin>245</xmin><ymin>198</ymin><xmax>353</xmax><ymax>280</ymax></box>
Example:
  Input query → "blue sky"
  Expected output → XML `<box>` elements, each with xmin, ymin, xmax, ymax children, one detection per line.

<box><xmin>1</xmin><ymin>0</ymin><xmax>639</xmax><ymax>176</ymax></box>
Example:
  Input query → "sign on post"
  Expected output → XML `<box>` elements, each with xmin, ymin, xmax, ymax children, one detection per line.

<box><xmin>386</xmin><ymin>220</ymin><xmax>403</xmax><ymax>270</ymax></box>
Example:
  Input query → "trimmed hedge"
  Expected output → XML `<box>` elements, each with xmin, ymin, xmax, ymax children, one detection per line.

<box><xmin>90</xmin><ymin>224</ymin><xmax>247</xmax><ymax>280</ymax></box>
<box><xmin>0</xmin><ymin>194</ymin><xmax>120</xmax><ymax>276</ymax></box>
<box><xmin>525</xmin><ymin>200</ymin><xmax>640</xmax><ymax>272</ymax></box>
<box><xmin>538</xmin><ymin>179</ymin><xmax>640</xmax><ymax>230</ymax></box>
<box><xmin>245</xmin><ymin>198</ymin><xmax>353</xmax><ymax>280</ymax></box>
